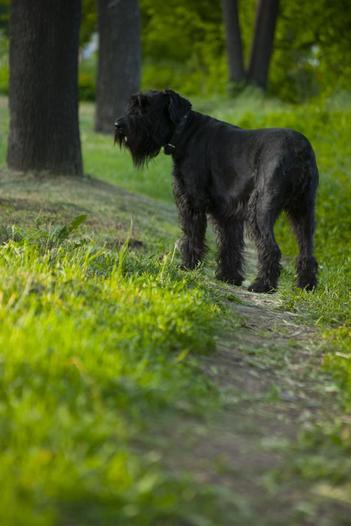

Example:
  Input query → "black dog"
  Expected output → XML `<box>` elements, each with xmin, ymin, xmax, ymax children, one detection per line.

<box><xmin>115</xmin><ymin>89</ymin><xmax>318</xmax><ymax>293</ymax></box>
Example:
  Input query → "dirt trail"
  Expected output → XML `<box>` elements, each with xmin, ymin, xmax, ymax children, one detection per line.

<box><xmin>167</xmin><ymin>246</ymin><xmax>351</xmax><ymax>525</ymax></box>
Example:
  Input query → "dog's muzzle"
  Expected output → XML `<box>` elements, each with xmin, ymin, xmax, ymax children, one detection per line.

<box><xmin>114</xmin><ymin>120</ymin><xmax>128</xmax><ymax>144</ymax></box>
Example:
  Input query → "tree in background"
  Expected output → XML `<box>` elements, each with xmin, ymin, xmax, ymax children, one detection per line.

<box><xmin>7</xmin><ymin>0</ymin><xmax>82</xmax><ymax>176</ymax></box>
<box><xmin>77</xmin><ymin>0</ymin><xmax>351</xmax><ymax>101</ymax></box>
<box><xmin>95</xmin><ymin>0</ymin><xmax>141</xmax><ymax>133</ymax></box>
<box><xmin>221</xmin><ymin>0</ymin><xmax>279</xmax><ymax>91</ymax></box>
<box><xmin>248</xmin><ymin>0</ymin><xmax>279</xmax><ymax>89</ymax></box>
<box><xmin>1</xmin><ymin>0</ymin><xmax>351</xmax><ymax>111</ymax></box>
<box><xmin>221</xmin><ymin>0</ymin><xmax>245</xmax><ymax>87</ymax></box>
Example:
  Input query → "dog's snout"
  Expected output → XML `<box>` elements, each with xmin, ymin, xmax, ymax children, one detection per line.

<box><xmin>115</xmin><ymin>119</ymin><xmax>126</xmax><ymax>131</ymax></box>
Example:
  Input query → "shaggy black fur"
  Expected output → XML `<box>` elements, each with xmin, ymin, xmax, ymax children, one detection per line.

<box><xmin>115</xmin><ymin>89</ymin><xmax>318</xmax><ymax>293</ymax></box>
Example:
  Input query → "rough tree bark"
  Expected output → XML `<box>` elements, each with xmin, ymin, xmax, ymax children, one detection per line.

<box><xmin>248</xmin><ymin>0</ymin><xmax>280</xmax><ymax>89</ymax></box>
<box><xmin>7</xmin><ymin>0</ymin><xmax>83</xmax><ymax>176</ymax></box>
<box><xmin>221</xmin><ymin>0</ymin><xmax>246</xmax><ymax>85</ymax></box>
<box><xmin>95</xmin><ymin>0</ymin><xmax>141</xmax><ymax>133</ymax></box>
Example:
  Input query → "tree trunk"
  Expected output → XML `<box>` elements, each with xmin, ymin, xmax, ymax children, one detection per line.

<box><xmin>221</xmin><ymin>0</ymin><xmax>246</xmax><ymax>85</ymax></box>
<box><xmin>7</xmin><ymin>0</ymin><xmax>83</xmax><ymax>176</ymax></box>
<box><xmin>248</xmin><ymin>0</ymin><xmax>279</xmax><ymax>89</ymax></box>
<box><xmin>95</xmin><ymin>0</ymin><xmax>141</xmax><ymax>134</ymax></box>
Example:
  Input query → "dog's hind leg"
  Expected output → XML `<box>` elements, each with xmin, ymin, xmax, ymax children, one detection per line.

<box><xmin>213</xmin><ymin>214</ymin><xmax>245</xmax><ymax>286</ymax></box>
<box><xmin>286</xmin><ymin>197</ymin><xmax>318</xmax><ymax>291</ymax></box>
<box><xmin>247</xmin><ymin>193</ymin><xmax>282</xmax><ymax>293</ymax></box>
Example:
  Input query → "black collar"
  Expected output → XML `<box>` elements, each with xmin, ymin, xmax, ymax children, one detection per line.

<box><xmin>164</xmin><ymin>112</ymin><xmax>191</xmax><ymax>155</ymax></box>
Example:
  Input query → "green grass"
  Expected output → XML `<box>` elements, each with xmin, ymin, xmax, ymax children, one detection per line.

<box><xmin>0</xmin><ymin>171</ymin><xmax>235</xmax><ymax>525</ymax></box>
<box><xmin>0</xmin><ymin>239</ymin><xmax>221</xmax><ymax>525</ymax></box>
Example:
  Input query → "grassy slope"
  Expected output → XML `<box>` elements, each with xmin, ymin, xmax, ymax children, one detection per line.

<box><xmin>0</xmin><ymin>171</ymin><xmax>232</xmax><ymax>525</ymax></box>
<box><xmin>0</xmin><ymin>91</ymin><xmax>351</xmax><ymax>523</ymax></box>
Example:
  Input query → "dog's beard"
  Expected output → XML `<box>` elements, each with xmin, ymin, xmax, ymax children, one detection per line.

<box><xmin>129</xmin><ymin>139</ymin><xmax>161</xmax><ymax>168</ymax></box>
<box><xmin>114</xmin><ymin>130</ymin><xmax>127</xmax><ymax>148</ymax></box>
<box><xmin>115</xmin><ymin>122</ymin><xmax>162</xmax><ymax>168</ymax></box>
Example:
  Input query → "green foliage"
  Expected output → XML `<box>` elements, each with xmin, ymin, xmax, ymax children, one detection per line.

<box><xmin>140</xmin><ymin>0</ymin><xmax>351</xmax><ymax>100</ymax></box>
<box><xmin>81</xmin><ymin>0</ymin><xmax>96</xmax><ymax>47</ymax></box>
<box><xmin>271</xmin><ymin>0</ymin><xmax>351</xmax><ymax>102</ymax></box>
<box><xmin>141</xmin><ymin>0</ymin><xmax>223</xmax><ymax>62</ymax></box>
<box><xmin>141</xmin><ymin>0</ymin><xmax>226</xmax><ymax>95</ymax></box>
<box><xmin>79</xmin><ymin>56</ymin><xmax>96</xmax><ymax>102</ymax></box>
<box><xmin>0</xmin><ymin>29</ymin><xmax>8</xmax><ymax>95</ymax></box>
<box><xmin>1</xmin><ymin>1</ymin><xmax>351</xmax><ymax>101</ymax></box>
<box><xmin>49</xmin><ymin>213</ymin><xmax>88</xmax><ymax>244</ymax></box>
<box><xmin>0</xmin><ymin>222</ymin><xmax>227</xmax><ymax>524</ymax></box>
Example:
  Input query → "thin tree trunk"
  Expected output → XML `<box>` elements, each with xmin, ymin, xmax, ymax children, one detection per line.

<box><xmin>7</xmin><ymin>0</ymin><xmax>83</xmax><ymax>176</ymax></box>
<box><xmin>221</xmin><ymin>0</ymin><xmax>246</xmax><ymax>85</ymax></box>
<box><xmin>95</xmin><ymin>0</ymin><xmax>141</xmax><ymax>133</ymax></box>
<box><xmin>248</xmin><ymin>0</ymin><xmax>279</xmax><ymax>89</ymax></box>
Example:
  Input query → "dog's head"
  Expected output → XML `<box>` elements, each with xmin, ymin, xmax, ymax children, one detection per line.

<box><xmin>114</xmin><ymin>89</ymin><xmax>192</xmax><ymax>167</ymax></box>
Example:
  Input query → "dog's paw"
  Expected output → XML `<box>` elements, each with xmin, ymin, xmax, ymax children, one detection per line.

<box><xmin>296</xmin><ymin>277</ymin><xmax>317</xmax><ymax>291</ymax></box>
<box><xmin>216</xmin><ymin>272</ymin><xmax>243</xmax><ymax>286</ymax></box>
<box><xmin>248</xmin><ymin>280</ymin><xmax>276</xmax><ymax>294</ymax></box>
<box><xmin>179</xmin><ymin>262</ymin><xmax>200</xmax><ymax>271</ymax></box>
<box><xmin>296</xmin><ymin>258</ymin><xmax>318</xmax><ymax>291</ymax></box>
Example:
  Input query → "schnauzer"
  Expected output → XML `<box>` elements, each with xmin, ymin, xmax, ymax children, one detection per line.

<box><xmin>115</xmin><ymin>89</ymin><xmax>318</xmax><ymax>293</ymax></box>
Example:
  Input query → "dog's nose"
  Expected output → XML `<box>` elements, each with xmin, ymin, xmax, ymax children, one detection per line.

<box><xmin>114</xmin><ymin>119</ymin><xmax>126</xmax><ymax>130</ymax></box>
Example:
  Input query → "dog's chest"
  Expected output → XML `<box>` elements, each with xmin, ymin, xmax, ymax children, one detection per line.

<box><xmin>173</xmin><ymin>164</ymin><xmax>211</xmax><ymax>206</ymax></box>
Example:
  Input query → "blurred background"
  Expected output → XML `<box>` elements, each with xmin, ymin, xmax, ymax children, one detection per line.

<box><xmin>1</xmin><ymin>0</ymin><xmax>350</xmax><ymax>105</ymax></box>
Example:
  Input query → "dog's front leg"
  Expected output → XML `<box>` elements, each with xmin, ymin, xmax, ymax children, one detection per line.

<box><xmin>213</xmin><ymin>214</ymin><xmax>245</xmax><ymax>286</ymax></box>
<box><xmin>173</xmin><ymin>176</ymin><xmax>207</xmax><ymax>270</ymax></box>
<box><xmin>178</xmin><ymin>205</ymin><xmax>207</xmax><ymax>270</ymax></box>
<box><xmin>174</xmin><ymin>182</ymin><xmax>207</xmax><ymax>270</ymax></box>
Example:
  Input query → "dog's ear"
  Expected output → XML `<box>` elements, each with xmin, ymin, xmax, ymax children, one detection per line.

<box><xmin>165</xmin><ymin>89</ymin><xmax>192</xmax><ymax>124</ymax></box>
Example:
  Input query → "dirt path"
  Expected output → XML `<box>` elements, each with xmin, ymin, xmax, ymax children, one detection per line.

<box><xmin>165</xmin><ymin>246</ymin><xmax>351</xmax><ymax>525</ymax></box>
